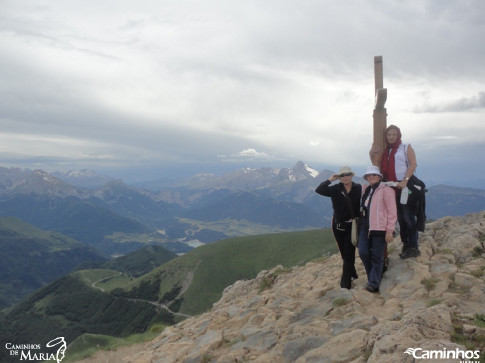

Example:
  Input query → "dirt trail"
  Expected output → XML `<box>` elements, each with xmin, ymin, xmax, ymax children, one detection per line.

<box><xmin>91</xmin><ymin>271</ymin><xmax>192</xmax><ymax>318</ymax></box>
<box><xmin>127</xmin><ymin>298</ymin><xmax>192</xmax><ymax>318</ymax></box>
<box><xmin>91</xmin><ymin>272</ymin><xmax>122</xmax><ymax>292</ymax></box>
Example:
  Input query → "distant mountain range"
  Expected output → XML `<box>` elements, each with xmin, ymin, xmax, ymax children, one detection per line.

<box><xmin>0</xmin><ymin>163</ymin><xmax>484</xmax><ymax>258</ymax></box>
<box><xmin>51</xmin><ymin>169</ymin><xmax>116</xmax><ymax>189</ymax></box>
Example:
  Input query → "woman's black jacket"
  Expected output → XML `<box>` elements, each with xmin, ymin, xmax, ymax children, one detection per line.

<box><xmin>315</xmin><ymin>180</ymin><xmax>362</xmax><ymax>223</ymax></box>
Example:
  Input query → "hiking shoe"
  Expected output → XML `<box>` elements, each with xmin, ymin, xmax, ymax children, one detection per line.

<box><xmin>399</xmin><ymin>245</ymin><xmax>409</xmax><ymax>257</ymax></box>
<box><xmin>400</xmin><ymin>247</ymin><xmax>421</xmax><ymax>259</ymax></box>
<box><xmin>365</xmin><ymin>284</ymin><xmax>379</xmax><ymax>293</ymax></box>
<box><xmin>351</xmin><ymin>272</ymin><xmax>359</xmax><ymax>281</ymax></box>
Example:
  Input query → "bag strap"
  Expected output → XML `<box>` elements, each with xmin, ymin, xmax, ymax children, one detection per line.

<box><xmin>341</xmin><ymin>184</ymin><xmax>356</xmax><ymax>219</ymax></box>
<box><xmin>361</xmin><ymin>184</ymin><xmax>376</xmax><ymax>211</ymax></box>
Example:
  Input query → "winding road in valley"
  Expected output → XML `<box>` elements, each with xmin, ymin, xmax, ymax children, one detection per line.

<box><xmin>91</xmin><ymin>272</ymin><xmax>192</xmax><ymax>319</ymax></box>
<box><xmin>91</xmin><ymin>272</ymin><xmax>122</xmax><ymax>292</ymax></box>
<box><xmin>127</xmin><ymin>298</ymin><xmax>192</xmax><ymax>319</ymax></box>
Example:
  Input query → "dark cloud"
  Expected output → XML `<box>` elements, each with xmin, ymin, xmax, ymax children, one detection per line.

<box><xmin>414</xmin><ymin>92</ymin><xmax>485</xmax><ymax>113</ymax></box>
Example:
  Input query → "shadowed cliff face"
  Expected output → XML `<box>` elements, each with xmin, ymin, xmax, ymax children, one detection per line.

<box><xmin>81</xmin><ymin>211</ymin><xmax>485</xmax><ymax>363</ymax></box>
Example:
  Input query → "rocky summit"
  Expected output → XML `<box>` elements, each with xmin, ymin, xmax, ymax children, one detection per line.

<box><xmin>82</xmin><ymin>212</ymin><xmax>485</xmax><ymax>362</ymax></box>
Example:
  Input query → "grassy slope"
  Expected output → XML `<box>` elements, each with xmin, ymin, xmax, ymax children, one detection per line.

<box><xmin>0</xmin><ymin>274</ymin><xmax>175</xmax><ymax>362</ymax></box>
<box><xmin>63</xmin><ymin>327</ymin><xmax>165</xmax><ymax>362</ymax></box>
<box><xmin>0</xmin><ymin>217</ymin><xmax>107</xmax><ymax>308</ymax></box>
<box><xmin>114</xmin><ymin>228</ymin><xmax>337</xmax><ymax>316</ymax></box>
<box><xmin>180</xmin><ymin>228</ymin><xmax>336</xmax><ymax>314</ymax></box>
<box><xmin>68</xmin><ymin>228</ymin><xmax>337</xmax><ymax>361</ymax></box>
<box><xmin>0</xmin><ymin>216</ymin><xmax>85</xmax><ymax>250</ymax></box>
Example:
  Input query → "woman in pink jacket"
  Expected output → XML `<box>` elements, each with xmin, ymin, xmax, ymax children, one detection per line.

<box><xmin>358</xmin><ymin>165</ymin><xmax>397</xmax><ymax>293</ymax></box>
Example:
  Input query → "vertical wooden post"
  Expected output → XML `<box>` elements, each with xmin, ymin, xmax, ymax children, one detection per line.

<box><xmin>371</xmin><ymin>56</ymin><xmax>387</xmax><ymax>166</ymax></box>
<box><xmin>374</xmin><ymin>56</ymin><xmax>383</xmax><ymax>92</ymax></box>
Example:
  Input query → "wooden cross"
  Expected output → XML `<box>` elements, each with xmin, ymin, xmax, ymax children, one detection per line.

<box><xmin>371</xmin><ymin>56</ymin><xmax>387</xmax><ymax>166</ymax></box>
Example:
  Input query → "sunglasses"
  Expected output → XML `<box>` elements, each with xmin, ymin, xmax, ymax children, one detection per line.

<box><xmin>339</xmin><ymin>173</ymin><xmax>353</xmax><ymax>177</ymax></box>
<box><xmin>367</xmin><ymin>174</ymin><xmax>380</xmax><ymax>177</ymax></box>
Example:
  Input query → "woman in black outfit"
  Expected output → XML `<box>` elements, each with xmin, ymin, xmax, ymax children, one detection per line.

<box><xmin>315</xmin><ymin>166</ymin><xmax>362</xmax><ymax>289</ymax></box>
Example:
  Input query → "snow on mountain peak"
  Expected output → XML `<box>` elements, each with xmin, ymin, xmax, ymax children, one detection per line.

<box><xmin>292</xmin><ymin>161</ymin><xmax>319</xmax><ymax>178</ymax></box>
<box><xmin>305</xmin><ymin>165</ymin><xmax>319</xmax><ymax>178</ymax></box>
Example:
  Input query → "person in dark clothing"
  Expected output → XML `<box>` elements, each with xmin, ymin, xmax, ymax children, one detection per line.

<box><xmin>315</xmin><ymin>166</ymin><xmax>362</xmax><ymax>289</ymax></box>
<box><xmin>369</xmin><ymin>125</ymin><xmax>421</xmax><ymax>259</ymax></box>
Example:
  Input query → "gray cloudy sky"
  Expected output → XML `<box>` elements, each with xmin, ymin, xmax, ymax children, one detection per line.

<box><xmin>1</xmin><ymin>0</ymin><xmax>484</xmax><ymax>186</ymax></box>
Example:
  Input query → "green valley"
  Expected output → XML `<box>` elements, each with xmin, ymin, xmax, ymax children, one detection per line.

<box><xmin>0</xmin><ymin>228</ymin><xmax>337</xmax><ymax>362</ymax></box>
<box><xmin>0</xmin><ymin>217</ymin><xmax>106</xmax><ymax>308</ymax></box>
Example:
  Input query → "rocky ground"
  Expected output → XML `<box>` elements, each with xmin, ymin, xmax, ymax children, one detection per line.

<box><xmin>80</xmin><ymin>211</ymin><xmax>485</xmax><ymax>363</ymax></box>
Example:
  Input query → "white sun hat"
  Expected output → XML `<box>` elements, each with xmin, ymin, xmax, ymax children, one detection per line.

<box><xmin>363</xmin><ymin>165</ymin><xmax>382</xmax><ymax>180</ymax></box>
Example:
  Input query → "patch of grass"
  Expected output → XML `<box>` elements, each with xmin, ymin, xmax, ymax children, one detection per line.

<box><xmin>74</xmin><ymin>269</ymin><xmax>120</xmax><ymax>286</ymax></box>
<box><xmin>223</xmin><ymin>337</ymin><xmax>240</xmax><ymax>348</ymax></box>
<box><xmin>472</xmin><ymin>245</ymin><xmax>484</xmax><ymax>258</ymax></box>
<box><xmin>450</xmin><ymin>331</ymin><xmax>474</xmax><ymax>350</ymax></box>
<box><xmin>363</xmin><ymin>347</ymin><xmax>373</xmax><ymax>360</ymax></box>
<box><xmin>258</xmin><ymin>275</ymin><xmax>274</xmax><ymax>292</ymax></box>
<box><xmin>450</xmin><ymin>330</ymin><xmax>485</xmax><ymax>352</ymax></box>
<box><xmin>177</xmin><ymin>217</ymin><xmax>301</xmax><ymax>237</ymax></box>
<box><xmin>448</xmin><ymin>279</ymin><xmax>469</xmax><ymax>294</ymax></box>
<box><xmin>333</xmin><ymin>298</ymin><xmax>348</xmax><ymax>307</ymax></box>
<box><xmin>258</xmin><ymin>267</ymin><xmax>292</xmax><ymax>293</ymax></box>
<box><xmin>64</xmin><ymin>324</ymin><xmax>166</xmax><ymax>362</ymax></box>
<box><xmin>428</xmin><ymin>299</ymin><xmax>442</xmax><ymax>307</ymax></box>
<box><xmin>311</xmin><ymin>255</ymin><xmax>330</xmax><ymax>263</ymax></box>
<box><xmin>275</xmin><ymin>266</ymin><xmax>293</xmax><ymax>275</ymax></box>
<box><xmin>471</xmin><ymin>269</ymin><xmax>484</xmax><ymax>278</ymax></box>
<box><xmin>451</xmin><ymin>315</ymin><xmax>485</xmax><ymax>352</ymax></box>
<box><xmin>149</xmin><ymin>323</ymin><xmax>164</xmax><ymax>334</ymax></box>
<box><xmin>440</xmin><ymin>248</ymin><xmax>454</xmax><ymax>255</ymax></box>
<box><xmin>475</xmin><ymin>314</ymin><xmax>485</xmax><ymax>328</ymax></box>
<box><xmin>201</xmin><ymin>353</ymin><xmax>213</xmax><ymax>363</ymax></box>
<box><xmin>94</xmin><ymin>273</ymin><xmax>132</xmax><ymax>291</ymax></box>
<box><xmin>104</xmin><ymin>232</ymin><xmax>165</xmax><ymax>244</ymax></box>
<box><xmin>421</xmin><ymin>277</ymin><xmax>440</xmax><ymax>292</ymax></box>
